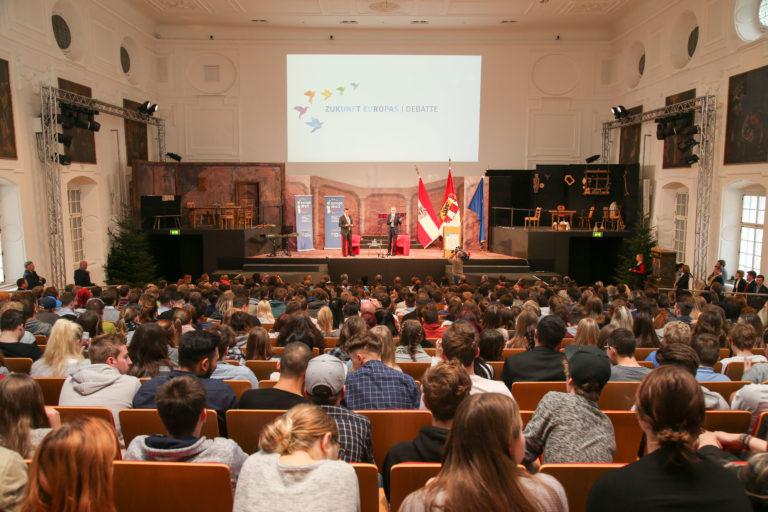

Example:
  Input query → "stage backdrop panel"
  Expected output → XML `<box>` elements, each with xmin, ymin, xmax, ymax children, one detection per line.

<box><xmin>324</xmin><ymin>195</ymin><xmax>344</xmax><ymax>249</ymax></box>
<box><xmin>123</xmin><ymin>99</ymin><xmax>149</xmax><ymax>167</ymax></box>
<box><xmin>0</xmin><ymin>58</ymin><xmax>17</xmax><ymax>159</ymax></box>
<box><xmin>725</xmin><ymin>64</ymin><xmax>768</xmax><ymax>165</ymax></box>
<box><xmin>295</xmin><ymin>195</ymin><xmax>314</xmax><ymax>251</ymax></box>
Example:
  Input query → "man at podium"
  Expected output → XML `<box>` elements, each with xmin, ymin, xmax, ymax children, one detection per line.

<box><xmin>386</xmin><ymin>206</ymin><xmax>401</xmax><ymax>256</ymax></box>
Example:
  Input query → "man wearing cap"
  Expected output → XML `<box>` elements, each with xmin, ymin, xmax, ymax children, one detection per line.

<box><xmin>22</xmin><ymin>261</ymin><xmax>44</xmax><ymax>289</ymax></box>
<box><xmin>36</xmin><ymin>297</ymin><xmax>60</xmax><ymax>327</ymax></box>
<box><xmin>522</xmin><ymin>344</ymin><xmax>616</xmax><ymax>469</ymax></box>
<box><xmin>501</xmin><ymin>315</ymin><xmax>568</xmax><ymax>389</ymax></box>
<box><xmin>304</xmin><ymin>354</ymin><xmax>374</xmax><ymax>464</ymax></box>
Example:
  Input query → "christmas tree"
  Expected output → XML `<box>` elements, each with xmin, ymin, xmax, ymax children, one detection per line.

<box><xmin>104</xmin><ymin>215</ymin><xmax>157</xmax><ymax>286</ymax></box>
<box><xmin>614</xmin><ymin>218</ymin><xmax>658</xmax><ymax>287</ymax></box>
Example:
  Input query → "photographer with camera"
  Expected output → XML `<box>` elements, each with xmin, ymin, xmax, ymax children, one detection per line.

<box><xmin>448</xmin><ymin>246</ymin><xmax>467</xmax><ymax>284</ymax></box>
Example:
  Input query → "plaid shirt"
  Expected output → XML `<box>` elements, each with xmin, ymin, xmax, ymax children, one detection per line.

<box><xmin>343</xmin><ymin>360</ymin><xmax>421</xmax><ymax>410</ymax></box>
<box><xmin>321</xmin><ymin>405</ymin><xmax>374</xmax><ymax>464</ymax></box>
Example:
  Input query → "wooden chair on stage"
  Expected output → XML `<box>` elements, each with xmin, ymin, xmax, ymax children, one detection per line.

<box><xmin>238</xmin><ymin>200</ymin><xmax>254</xmax><ymax>228</ymax></box>
<box><xmin>610</xmin><ymin>206</ymin><xmax>625</xmax><ymax>230</ymax></box>
<box><xmin>579</xmin><ymin>206</ymin><xmax>595</xmax><ymax>228</ymax></box>
<box><xmin>524</xmin><ymin>207</ymin><xmax>542</xmax><ymax>229</ymax></box>
<box><xmin>220</xmin><ymin>203</ymin><xmax>236</xmax><ymax>229</ymax></box>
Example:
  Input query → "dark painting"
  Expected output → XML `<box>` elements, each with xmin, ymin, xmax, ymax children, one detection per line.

<box><xmin>123</xmin><ymin>99</ymin><xmax>148</xmax><ymax>167</ymax></box>
<box><xmin>663</xmin><ymin>89</ymin><xmax>696</xmax><ymax>169</ymax></box>
<box><xmin>58</xmin><ymin>78</ymin><xmax>96</xmax><ymax>164</ymax></box>
<box><xmin>619</xmin><ymin>105</ymin><xmax>643</xmax><ymax>164</ymax></box>
<box><xmin>725</xmin><ymin>64</ymin><xmax>768</xmax><ymax>165</ymax></box>
<box><xmin>0</xmin><ymin>58</ymin><xmax>17</xmax><ymax>159</ymax></box>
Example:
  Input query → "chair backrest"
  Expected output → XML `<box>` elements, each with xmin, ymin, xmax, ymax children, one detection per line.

<box><xmin>604</xmin><ymin>411</ymin><xmax>643</xmax><ymax>463</ymax></box>
<box><xmin>119</xmin><ymin>409</ymin><xmax>219</xmax><ymax>447</ymax></box>
<box><xmin>352</xmin><ymin>463</ymin><xmax>379</xmax><ymax>512</ymax></box>
<box><xmin>323</xmin><ymin>337</ymin><xmax>339</xmax><ymax>348</ymax></box>
<box><xmin>226</xmin><ymin>409</ymin><xmax>286</xmax><ymax>454</ymax></box>
<box><xmin>398</xmin><ymin>362</ymin><xmax>431</xmax><ymax>381</ymax></box>
<box><xmin>703</xmin><ymin>410</ymin><xmax>752</xmax><ymax>433</ymax></box>
<box><xmin>357</xmin><ymin>410</ymin><xmax>433</xmax><ymax>471</ymax></box>
<box><xmin>534</xmin><ymin>207</ymin><xmax>542</xmax><ymax>218</ymax></box>
<box><xmin>424</xmin><ymin>348</ymin><xmax>437</xmax><ymax>357</ymax></box>
<box><xmin>723</xmin><ymin>362</ymin><xmax>745</xmax><ymax>381</ymax></box>
<box><xmin>224</xmin><ymin>379</ymin><xmax>251</xmax><ymax>401</ymax></box>
<box><xmin>54</xmin><ymin>406</ymin><xmax>122</xmax><ymax>457</ymax></box>
<box><xmin>638</xmin><ymin>361</ymin><xmax>654</xmax><ymax>369</ymax></box>
<box><xmin>245</xmin><ymin>360</ymin><xmax>279</xmax><ymax>380</ymax></box>
<box><xmin>389</xmin><ymin>463</ymin><xmax>441</xmax><ymax>512</ymax></box>
<box><xmin>700</xmin><ymin>381</ymin><xmax>750</xmax><ymax>404</ymax></box>
<box><xmin>261</xmin><ymin>323</ymin><xmax>274</xmax><ymax>332</ymax></box>
<box><xmin>34</xmin><ymin>335</ymin><xmax>47</xmax><ymax>344</ymax></box>
<box><xmin>634</xmin><ymin>348</ymin><xmax>654</xmax><ymax>360</ymax></box>
<box><xmin>540</xmin><ymin>463</ymin><xmax>625</xmax><ymax>512</ymax></box>
<box><xmin>259</xmin><ymin>380</ymin><xmax>278</xmax><ymax>388</ymax></box>
<box><xmin>489</xmin><ymin>361</ymin><xmax>504</xmax><ymax>380</ymax></box>
<box><xmin>755</xmin><ymin>411</ymin><xmax>768</xmax><ymax>437</ymax></box>
<box><xmin>113</xmin><ymin>461</ymin><xmax>233</xmax><ymax>512</ymax></box>
<box><xmin>502</xmin><ymin>348</ymin><xmax>526</xmax><ymax>359</ymax></box>
<box><xmin>719</xmin><ymin>348</ymin><xmax>730</xmax><ymax>360</ymax></box>
<box><xmin>511</xmin><ymin>382</ymin><xmax>566</xmax><ymax>410</ymax></box>
<box><xmin>34</xmin><ymin>377</ymin><xmax>66</xmax><ymax>405</ymax></box>
<box><xmin>4</xmin><ymin>357</ymin><xmax>32</xmax><ymax>374</ymax></box>
<box><xmin>587</xmin><ymin>206</ymin><xmax>595</xmax><ymax>218</ymax></box>
<box><xmin>598</xmin><ymin>382</ymin><xmax>641</xmax><ymax>410</ymax></box>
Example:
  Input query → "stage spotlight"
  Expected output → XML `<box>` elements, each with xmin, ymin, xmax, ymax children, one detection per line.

<box><xmin>678</xmin><ymin>138</ymin><xmax>699</xmax><ymax>151</ymax></box>
<box><xmin>679</xmin><ymin>125</ymin><xmax>700</xmax><ymax>136</ymax></box>
<box><xmin>165</xmin><ymin>152</ymin><xmax>182</xmax><ymax>162</ymax></box>
<box><xmin>87</xmin><ymin>120</ymin><xmax>101</xmax><ymax>132</ymax></box>
<box><xmin>56</xmin><ymin>113</ymin><xmax>74</xmax><ymax>129</ymax></box>
<box><xmin>685</xmin><ymin>154</ymin><xmax>700</xmax><ymax>165</ymax></box>
<box><xmin>585</xmin><ymin>154</ymin><xmax>600</xmax><ymax>164</ymax></box>
<box><xmin>138</xmin><ymin>101</ymin><xmax>158</xmax><ymax>116</ymax></box>
<box><xmin>611</xmin><ymin>105</ymin><xmax>629</xmax><ymax>120</ymax></box>
<box><xmin>73</xmin><ymin>114</ymin><xmax>89</xmax><ymax>129</ymax></box>
<box><xmin>58</xmin><ymin>155</ymin><xmax>71</xmax><ymax>165</ymax></box>
<box><xmin>57</xmin><ymin>133</ymin><xmax>72</xmax><ymax>147</ymax></box>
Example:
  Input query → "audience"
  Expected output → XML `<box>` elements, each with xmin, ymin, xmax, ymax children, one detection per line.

<box><xmin>573</xmin><ymin>317</ymin><xmax>599</xmax><ymax>346</ymax></box>
<box><xmin>370</xmin><ymin>325</ymin><xmax>400</xmax><ymax>371</ymax></box>
<box><xmin>233</xmin><ymin>404</ymin><xmax>359</xmax><ymax>512</ymax></box>
<box><xmin>304</xmin><ymin>354</ymin><xmax>373</xmax><ymax>464</ymax></box>
<box><xmin>125</xmin><ymin>375</ymin><xmax>246</xmax><ymax>488</ymax></box>
<box><xmin>720</xmin><ymin>323</ymin><xmax>766</xmax><ymax>373</ymax></box>
<box><xmin>30</xmin><ymin>320</ymin><xmax>88</xmax><ymax>377</ymax></box>
<box><xmin>382</xmin><ymin>362</ymin><xmax>471</xmax><ymax>500</ymax></box>
<box><xmin>605</xmin><ymin>328</ymin><xmax>651</xmax><ymax>381</ymax></box>
<box><xmin>400</xmin><ymin>393</ymin><xmax>568</xmax><ymax>511</ymax></box>
<box><xmin>645</xmin><ymin>321</ymin><xmax>691</xmax><ymax>368</ymax></box>
<box><xmin>344</xmin><ymin>332</ymin><xmax>420</xmax><ymax>409</ymax></box>
<box><xmin>692</xmin><ymin>333</ymin><xmax>731</xmax><ymax>382</ymax></box>
<box><xmin>502</xmin><ymin>314</ymin><xmax>567</xmax><ymax>388</ymax></box>
<box><xmin>0</xmin><ymin>375</ymin><xmax>58</xmax><ymax>458</ymax></box>
<box><xmin>238</xmin><ymin>342</ymin><xmax>311</xmax><ymax>410</ymax></box>
<box><xmin>208</xmin><ymin>326</ymin><xmax>259</xmax><ymax>388</ymax></box>
<box><xmin>58</xmin><ymin>334</ymin><xmax>140</xmax><ymax>445</ymax></box>
<box><xmin>656</xmin><ymin>344</ymin><xmax>730</xmax><ymax>410</ymax></box>
<box><xmin>0</xmin><ymin>310</ymin><xmax>42</xmax><ymax>360</ymax></box>
<box><xmin>396</xmin><ymin>320</ymin><xmax>431</xmax><ymax>362</ymax></box>
<box><xmin>243</xmin><ymin>326</ymin><xmax>274</xmax><ymax>361</ymax></box>
<box><xmin>476</xmin><ymin>328</ymin><xmax>504</xmax><ymax>379</ymax></box>
<box><xmin>127</xmin><ymin>323</ymin><xmax>176</xmax><ymax>378</ymax></box>
<box><xmin>132</xmin><ymin>331</ymin><xmax>237</xmax><ymax>435</ymax></box>
<box><xmin>587</xmin><ymin>366</ymin><xmax>751</xmax><ymax>511</ymax></box>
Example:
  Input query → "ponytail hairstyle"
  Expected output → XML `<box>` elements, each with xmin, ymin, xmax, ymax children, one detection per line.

<box><xmin>399</xmin><ymin>319</ymin><xmax>425</xmax><ymax>361</ymax></box>
<box><xmin>259</xmin><ymin>404</ymin><xmax>339</xmax><ymax>456</ymax></box>
<box><xmin>635</xmin><ymin>365</ymin><xmax>705</xmax><ymax>467</ymax></box>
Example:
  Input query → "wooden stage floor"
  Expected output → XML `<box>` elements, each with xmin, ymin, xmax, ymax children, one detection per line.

<box><xmin>247</xmin><ymin>247</ymin><xmax>523</xmax><ymax>261</ymax></box>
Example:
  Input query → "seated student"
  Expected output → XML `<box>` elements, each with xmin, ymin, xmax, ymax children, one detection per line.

<box><xmin>419</xmin><ymin>303</ymin><xmax>446</xmax><ymax>340</ymax></box>
<box><xmin>645</xmin><ymin>321</ymin><xmax>691</xmax><ymax>368</ymax></box>
<box><xmin>523</xmin><ymin>345</ymin><xmax>615</xmax><ymax>468</ymax></box>
<box><xmin>233</xmin><ymin>404</ymin><xmax>359</xmax><ymax>512</ymax></box>
<box><xmin>605</xmin><ymin>328</ymin><xmax>652</xmax><ymax>381</ymax></box>
<box><xmin>36</xmin><ymin>296</ymin><xmax>59</xmax><ymax>327</ymax></box>
<box><xmin>0</xmin><ymin>445</ymin><xmax>27</xmax><ymax>511</ymax></box>
<box><xmin>208</xmin><ymin>326</ymin><xmax>259</xmax><ymax>389</ymax></box>
<box><xmin>476</xmin><ymin>328</ymin><xmax>505</xmax><ymax>379</ymax></box>
<box><xmin>125</xmin><ymin>375</ymin><xmax>247</xmax><ymax>488</ymax></box>
<box><xmin>439</xmin><ymin>321</ymin><xmax>512</xmax><ymax>397</ymax></box>
<box><xmin>400</xmin><ymin>393</ymin><xmax>567</xmax><ymax>512</ymax></box>
<box><xmin>395</xmin><ymin>320</ymin><xmax>432</xmax><ymax>363</ymax></box>
<box><xmin>382</xmin><ymin>362</ymin><xmax>471</xmax><ymax>501</ymax></box>
<box><xmin>31</xmin><ymin>319</ymin><xmax>89</xmax><ymax>377</ymax></box>
<box><xmin>720</xmin><ymin>323</ymin><xmax>766</xmax><ymax>374</ymax></box>
<box><xmin>587</xmin><ymin>366</ymin><xmax>751</xmax><ymax>512</ymax></box>
<box><xmin>344</xmin><ymin>332</ymin><xmax>421</xmax><ymax>410</ymax></box>
<box><xmin>238</xmin><ymin>342</ymin><xmax>310</xmax><ymax>410</ymax></box>
<box><xmin>304</xmin><ymin>354</ymin><xmax>373</xmax><ymax>464</ymax></box>
<box><xmin>21</xmin><ymin>417</ymin><xmax>117</xmax><ymax>512</ymax></box>
<box><xmin>672</xmin><ymin>296</ymin><xmax>695</xmax><ymax>324</ymax></box>
<box><xmin>132</xmin><ymin>331</ymin><xmax>237</xmax><ymax>435</ymax></box>
<box><xmin>58</xmin><ymin>334</ymin><xmax>141</xmax><ymax>445</ymax></box>
<box><xmin>55</xmin><ymin>291</ymin><xmax>78</xmax><ymax>321</ymax></box>
<box><xmin>692</xmin><ymin>333</ymin><xmax>731</xmax><ymax>382</ymax></box>
<box><xmin>0</xmin><ymin>374</ymin><xmax>59</xmax><ymax>458</ymax></box>
<box><xmin>656</xmin><ymin>344</ymin><xmax>730</xmax><ymax>410</ymax></box>
<box><xmin>0</xmin><ymin>309</ymin><xmax>42</xmax><ymax>360</ymax></box>
<box><xmin>502</xmin><ymin>314</ymin><xmax>567</xmax><ymax>388</ymax></box>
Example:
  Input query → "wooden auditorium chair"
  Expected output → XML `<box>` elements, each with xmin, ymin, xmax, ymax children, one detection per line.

<box><xmin>539</xmin><ymin>463</ymin><xmax>625</xmax><ymax>512</ymax></box>
<box><xmin>34</xmin><ymin>377</ymin><xmax>66</xmax><ymax>406</ymax></box>
<box><xmin>357</xmin><ymin>410</ymin><xmax>433</xmax><ymax>471</ymax></box>
<box><xmin>224</xmin><ymin>379</ymin><xmax>251</xmax><ymax>401</ymax></box>
<box><xmin>524</xmin><ymin>207</ymin><xmax>542</xmax><ymax>229</ymax></box>
<box><xmin>3</xmin><ymin>357</ymin><xmax>32</xmax><ymax>374</ymax></box>
<box><xmin>597</xmin><ymin>382</ymin><xmax>640</xmax><ymax>410</ymax></box>
<box><xmin>511</xmin><ymin>382</ymin><xmax>567</xmax><ymax>410</ymax></box>
<box><xmin>245</xmin><ymin>360</ymin><xmax>279</xmax><ymax>380</ymax></box>
<box><xmin>703</xmin><ymin>410</ymin><xmax>752</xmax><ymax>434</ymax></box>
<box><xmin>120</xmin><ymin>409</ymin><xmax>219</xmax><ymax>447</ymax></box>
<box><xmin>700</xmin><ymin>381</ymin><xmax>751</xmax><ymax>405</ymax></box>
<box><xmin>351</xmin><ymin>463</ymin><xmax>380</xmax><ymax>512</ymax></box>
<box><xmin>398</xmin><ymin>362</ymin><xmax>432</xmax><ymax>381</ymax></box>
<box><xmin>389</xmin><ymin>463</ymin><xmax>442</xmax><ymax>512</ymax></box>
<box><xmin>226</xmin><ymin>409</ymin><xmax>286</xmax><ymax>454</ymax></box>
<box><xmin>603</xmin><ymin>411</ymin><xmax>643</xmax><ymax>463</ymax></box>
<box><xmin>53</xmin><ymin>406</ymin><xmax>122</xmax><ymax>456</ymax></box>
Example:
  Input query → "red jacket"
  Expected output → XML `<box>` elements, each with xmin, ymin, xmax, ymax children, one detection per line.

<box><xmin>422</xmin><ymin>322</ymin><xmax>446</xmax><ymax>340</ymax></box>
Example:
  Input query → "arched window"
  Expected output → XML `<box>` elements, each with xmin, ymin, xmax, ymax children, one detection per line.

<box><xmin>674</xmin><ymin>192</ymin><xmax>689</xmax><ymax>262</ymax></box>
<box><xmin>760</xmin><ymin>0</ymin><xmax>768</xmax><ymax>30</ymax></box>
<box><xmin>67</xmin><ymin>187</ymin><xmax>84</xmax><ymax>264</ymax></box>
<box><xmin>739</xmin><ymin>193</ymin><xmax>766</xmax><ymax>274</ymax></box>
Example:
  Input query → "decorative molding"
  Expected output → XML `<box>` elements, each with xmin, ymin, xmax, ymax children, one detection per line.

<box><xmin>531</xmin><ymin>53</ymin><xmax>580</xmax><ymax>96</ymax></box>
<box><xmin>144</xmin><ymin>0</ymin><xmax>213</xmax><ymax>13</ymax></box>
<box><xmin>184</xmin><ymin>104</ymin><xmax>240</xmax><ymax>159</ymax></box>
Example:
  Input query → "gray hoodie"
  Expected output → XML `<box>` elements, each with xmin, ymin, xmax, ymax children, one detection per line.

<box><xmin>58</xmin><ymin>364</ymin><xmax>141</xmax><ymax>445</ymax></box>
<box><xmin>125</xmin><ymin>435</ymin><xmax>247</xmax><ymax>488</ymax></box>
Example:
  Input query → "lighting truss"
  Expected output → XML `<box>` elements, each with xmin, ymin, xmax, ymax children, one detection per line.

<box><xmin>600</xmin><ymin>95</ymin><xmax>717</xmax><ymax>284</ymax></box>
<box><xmin>38</xmin><ymin>85</ymin><xmax>166</xmax><ymax>288</ymax></box>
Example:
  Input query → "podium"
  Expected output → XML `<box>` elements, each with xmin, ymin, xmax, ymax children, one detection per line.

<box><xmin>443</xmin><ymin>226</ymin><xmax>462</xmax><ymax>258</ymax></box>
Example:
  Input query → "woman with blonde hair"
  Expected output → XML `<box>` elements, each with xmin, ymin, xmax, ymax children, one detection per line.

<box><xmin>371</xmin><ymin>325</ymin><xmax>400</xmax><ymax>371</ymax></box>
<box><xmin>256</xmin><ymin>300</ymin><xmax>275</xmax><ymax>325</ymax></box>
<box><xmin>30</xmin><ymin>319</ymin><xmax>88</xmax><ymax>377</ymax></box>
<box><xmin>574</xmin><ymin>317</ymin><xmax>600</xmax><ymax>346</ymax></box>
<box><xmin>400</xmin><ymin>393</ymin><xmax>567</xmax><ymax>512</ymax></box>
<box><xmin>233</xmin><ymin>404</ymin><xmax>359</xmax><ymax>512</ymax></box>
<box><xmin>22</xmin><ymin>417</ymin><xmax>117</xmax><ymax>512</ymax></box>
<box><xmin>609</xmin><ymin>305</ymin><xmax>633</xmax><ymax>331</ymax></box>
<box><xmin>316</xmin><ymin>306</ymin><xmax>338</xmax><ymax>336</ymax></box>
<box><xmin>506</xmin><ymin>309</ymin><xmax>538</xmax><ymax>349</ymax></box>
<box><xmin>0</xmin><ymin>374</ymin><xmax>59</xmax><ymax>458</ymax></box>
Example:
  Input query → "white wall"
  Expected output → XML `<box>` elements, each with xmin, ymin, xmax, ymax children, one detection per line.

<box><xmin>0</xmin><ymin>0</ymin><xmax>158</xmax><ymax>287</ymax></box>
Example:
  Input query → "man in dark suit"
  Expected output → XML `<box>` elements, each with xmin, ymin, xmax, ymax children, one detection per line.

<box><xmin>22</xmin><ymin>261</ymin><xmax>44</xmax><ymax>289</ymax></box>
<box><xmin>733</xmin><ymin>270</ymin><xmax>747</xmax><ymax>293</ymax></box>
<box><xmin>746</xmin><ymin>270</ymin><xmax>758</xmax><ymax>294</ymax></box>
<box><xmin>74</xmin><ymin>260</ymin><xmax>94</xmax><ymax>287</ymax></box>
<box><xmin>751</xmin><ymin>274</ymin><xmax>768</xmax><ymax>310</ymax></box>
<box><xmin>339</xmin><ymin>207</ymin><xmax>354</xmax><ymax>257</ymax></box>
<box><xmin>386</xmin><ymin>206</ymin><xmax>401</xmax><ymax>256</ymax></box>
<box><xmin>501</xmin><ymin>315</ymin><xmax>567</xmax><ymax>388</ymax></box>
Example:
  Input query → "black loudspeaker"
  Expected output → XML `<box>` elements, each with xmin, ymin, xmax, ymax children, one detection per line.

<box><xmin>140</xmin><ymin>195</ymin><xmax>181</xmax><ymax>230</ymax></box>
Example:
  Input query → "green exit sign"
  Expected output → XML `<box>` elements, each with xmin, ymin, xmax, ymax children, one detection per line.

<box><xmin>169</xmin><ymin>229</ymin><xmax>180</xmax><ymax>235</ymax></box>
<box><xmin>593</xmin><ymin>231</ymin><xmax>604</xmax><ymax>238</ymax></box>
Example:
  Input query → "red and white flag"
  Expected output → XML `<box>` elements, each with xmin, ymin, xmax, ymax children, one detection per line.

<box><xmin>439</xmin><ymin>164</ymin><xmax>461</xmax><ymax>233</ymax></box>
<box><xmin>417</xmin><ymin>177</ymin><xmax>442</xmax><ymax>248</ymax></box>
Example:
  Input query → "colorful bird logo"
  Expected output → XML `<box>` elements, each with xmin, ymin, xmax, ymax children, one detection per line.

<box><xmin>336</xmin><ymin>86</ymin><xmax>345</xmax><ymax>96</ymax></box>
<box><xmin>321</xmin><ymin>89</ymin><xmax>332</xmax><ymax>100</ymax></box>
<box><xmin>306</xmin><ymin>117</ymin><xmax>324</xmax><ymax>133</ymax></box>
<box><xmin>351</xmin><ymin>82</ymin><xmax>359</xmax><ymax>90</ymax></box>
<box><xmin>294</xmin><ymin>106</ymin><xmax>308</xmax><ymax>118</ymax></box>
<box><xmin>304</xmin><ymin>90</ymin><xmax>316</xmax><ymax>104</ymax></box>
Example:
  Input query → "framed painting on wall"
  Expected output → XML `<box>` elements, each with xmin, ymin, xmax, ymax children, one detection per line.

<box><xmin>619</xmin><ymin>105</ymin><xmax>643</xmax><ymax>164</ymax></box>
<box><xmin>0</xmin><ymin>58</ymin><xmax>17</xmax><ymax>159</ymax></box>
<box><xmin>663</xmin><ymin>89</ymin><xmax>696</xmax><ymax>169</ymax></box>
<box><xmin>58</xmin><ymin>78</ymin><xmax>97</xmax><ymax>164</ymax></box>
<box><xmin>725</xmin><ymin>64</ymin><xmax>768</xmax><ymax>165</ymax></box>
<box><xmin>123</xmin><ymin>99</ymin><xmax>148</xmax><ymax>167</ymax></box>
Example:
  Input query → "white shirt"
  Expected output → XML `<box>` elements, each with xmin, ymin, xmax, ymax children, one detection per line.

<box><xmin>719</xmin><ymin>355</ymin><xmax>768</xmax><ymax>372</ymax></box>
<box><xmin>469</xmin><ymin>374</ymin><xmax>513</xmax><ymax>398</ymax></box>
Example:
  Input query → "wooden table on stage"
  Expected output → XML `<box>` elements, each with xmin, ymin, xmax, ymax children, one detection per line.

<box><xmin>187</xmin><ymin>205</ymin><xmax>251</xmax><ymax>229</ymax></box>
<box><xmin>548</xmin><ymin>210</ymin><xmax>576</xmax><ymax>226</ymax></box>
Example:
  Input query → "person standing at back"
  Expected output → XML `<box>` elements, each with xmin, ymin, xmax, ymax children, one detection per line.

<box><xmin>502</xmin><ymin>314</ymin><xmax>567</xmax><ymax>388</ymax></box>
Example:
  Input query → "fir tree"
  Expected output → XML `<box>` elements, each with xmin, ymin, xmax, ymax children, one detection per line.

<box><xmin>104</xmin><ymin>216</ymin><xmax>158</xmax><ymax>286</ymax></box>
<box><xmin>614</xmin><ymin>218</ymin><xmax>658</xmax><ymax>287</ymax></box>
